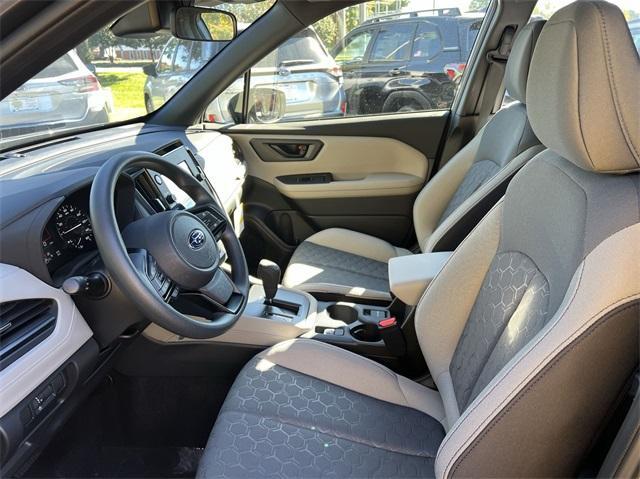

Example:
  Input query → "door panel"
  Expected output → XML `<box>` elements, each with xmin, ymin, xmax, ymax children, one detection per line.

<box><xmin>227</xmin><ymin>111</ymin><xmax>449</xmax><ymax>271</ymax></box>
<box><xmin>237</xmin><ymin>134</ymin><xmax>427</xmax><ymax>199</ymax></box>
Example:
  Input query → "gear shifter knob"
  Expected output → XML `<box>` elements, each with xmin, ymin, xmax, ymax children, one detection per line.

<box><xmin>257</xmin><ymin>259</ymin><xmax>281</xmax><ymax>303</ymax></box>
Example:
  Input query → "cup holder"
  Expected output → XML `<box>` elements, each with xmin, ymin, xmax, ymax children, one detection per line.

<box><xmin>326</xmin><ymin>303</ymin><xmax>359</xmax><ymax>324</ymax></box>
<box><xmin>351</xmin><ymin>324</ymin><xmax>381</xmax><ymax>343</ymax></box>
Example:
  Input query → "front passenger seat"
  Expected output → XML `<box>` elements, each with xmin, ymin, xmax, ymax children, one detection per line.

<box><xmin>283</xmin><ymin>21</ymin><xmax>546</xmax><ymax>301</ymax></box>
<box><xmin>198</xmin><ymin>3</ymin><xmax>640</xmax><ymax>476</ymax></box>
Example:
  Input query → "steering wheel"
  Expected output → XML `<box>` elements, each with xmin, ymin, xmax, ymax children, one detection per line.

<box><xmin>90</xmin><ymin>151</ymin><xmax>249</xmax><ymax>339</ymax></box>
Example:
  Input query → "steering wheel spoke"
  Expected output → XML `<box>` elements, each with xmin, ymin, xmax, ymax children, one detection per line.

<box><xmin>172</xmin><ymin>269</ymin><xmax>244</xmax><ymax>320</ymax></box>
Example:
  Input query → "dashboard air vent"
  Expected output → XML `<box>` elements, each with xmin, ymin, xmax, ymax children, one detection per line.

<box><xmin>0</xmin><ymin>299</ymin><xmax>57</xmax><ymax>370</ymax></box>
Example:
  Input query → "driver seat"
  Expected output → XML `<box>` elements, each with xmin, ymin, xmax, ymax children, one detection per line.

<box><xmin>198</xmin><ymin>3</ymin><xmax>640</xmax><ymax>477</ymax></box>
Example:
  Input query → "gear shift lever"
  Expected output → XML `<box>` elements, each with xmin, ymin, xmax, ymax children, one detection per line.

<box><xmin>257</xmin><ymin>259</ymin><xmax>281</xmax><ymax>304</ymax></box>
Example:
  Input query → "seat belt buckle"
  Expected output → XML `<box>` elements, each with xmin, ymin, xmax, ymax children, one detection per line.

<box><xmin>377</xmin><ymin>317</ymin><xmax>406</xmax><ymax>357</ymax></box>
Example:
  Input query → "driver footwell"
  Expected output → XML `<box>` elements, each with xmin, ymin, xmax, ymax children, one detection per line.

<box><xmin>24</xmin><ymin>372</ymin><xmax>229</xmax><ymax>478</ymax></box>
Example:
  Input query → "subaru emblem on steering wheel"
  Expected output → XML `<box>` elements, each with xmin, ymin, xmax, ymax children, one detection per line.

<box><xmin>188</xmin><ymin>229</ymin><xmax>206</xmax><ymax>250</ymax></box>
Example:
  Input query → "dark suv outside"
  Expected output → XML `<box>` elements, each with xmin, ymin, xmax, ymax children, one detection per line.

<box><xmin>144</xmin><ymin>28</ymin><xmax>345</xmax><ymax>123</ymax></box>
<box><xmin>332</xmin><ymin>8</ymin><xmax>484</xmax><ymax>115</ymax></box>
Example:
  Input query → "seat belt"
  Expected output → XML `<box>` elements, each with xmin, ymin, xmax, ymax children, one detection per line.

<box><xmin>477</xmin><ymin>25</ymin><xmax>517</xmax><ymax>127</ymax></box>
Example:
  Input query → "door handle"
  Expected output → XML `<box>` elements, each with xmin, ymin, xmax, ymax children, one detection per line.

<box><xmin>269</xmin><ymin>143</ymin><xmax>309</xmax><ymax>159</ymax></box>
<box><xmin>250</xmin><ymin>139</ymin><xmax>324</xmax><ymax>162</ymax></box>
<box><xmin>389</xmin><ymin>67</ymin><xmax>408</xmax><ymax>76</ymax></box>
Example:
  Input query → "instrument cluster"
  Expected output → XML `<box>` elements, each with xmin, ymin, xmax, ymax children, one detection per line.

<box><xmin>42</xmin><ymin>189</ymin><xmax>96</xmax><ymax>274</ymax></box>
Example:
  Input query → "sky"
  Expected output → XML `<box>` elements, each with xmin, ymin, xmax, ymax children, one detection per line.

<box><xmin>405</xmin><ymin>0</ymin><xmax>639</xmax><ymax>15</ymax></box>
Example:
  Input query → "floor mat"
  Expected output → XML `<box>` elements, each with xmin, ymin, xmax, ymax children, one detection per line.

<box><xmin>27</xmin><ymin>446</ymin><xmax>204</xmax><ymax>478</ymax></box>
<box><xmin>24</xmin><ymin>372</ymin><xmax>229</xmax><ymax>478</ymax></box>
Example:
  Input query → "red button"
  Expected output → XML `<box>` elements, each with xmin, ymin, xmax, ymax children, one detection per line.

<box><xmin>379</xmin><ymin>317</ymin><xmax>397</xmax><ymax>328</ymax></box>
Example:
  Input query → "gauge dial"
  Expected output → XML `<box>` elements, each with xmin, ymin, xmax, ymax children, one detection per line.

<box><xmin>41</xmin><ymin>228</ymin><xmax>63</xmax><ymax>265</ymax></box>
<box><xmin>55</xmin><ymin>203</ymin><xmax>94</xmax><ymax>250</ymax></box>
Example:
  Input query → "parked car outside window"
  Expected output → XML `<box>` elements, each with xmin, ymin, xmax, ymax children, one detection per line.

<box><xmin>332</xmin><ymin>9</ymin><xmax>485</xmax><ymax>115</ymax></box>
<box><xmin>0</xmin><ymin>50</ymin><xmax>113</xmax><ymax>140</ymax></box>
<box><xmin>207</xmin><ymin>3</ymin><xmax>486</xmax><ymax>125</ymax></box>
<box><xmin>0</xmin><ymin>0</ymin><xmax>276</xmax><ymax>147</ymax></box>
<box><xmin>202</xmin><ymin>27</ymin><xmax>346</xmax><ymax>124</ymax></box>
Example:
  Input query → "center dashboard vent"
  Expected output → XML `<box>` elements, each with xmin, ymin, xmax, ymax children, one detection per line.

<box><xmin>0</xmin><ymin>299</ymin><xmax>57</xmax><ymax>371</ymax></box>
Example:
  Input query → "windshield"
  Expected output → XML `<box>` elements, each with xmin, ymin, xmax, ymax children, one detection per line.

<box><xmin>0</xmin><ymin>0</ymin><xmax>275</xmax><ymax>146</ymax></box>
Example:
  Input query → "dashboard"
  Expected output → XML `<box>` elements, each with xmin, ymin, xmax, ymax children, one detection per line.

<box><xmin>0</xmin><ymin>129</ymin><xmax>246</xmax><ymax>285</ymax></box>
<box><xmin>0</xmin><ymin>124</ymin><xmax>247</xmax><ymax>475</ymax></box>
<box><xmin>0</xmin><ymin>124</ymin><xmax>246</xmax><ymax>321</ymax></box>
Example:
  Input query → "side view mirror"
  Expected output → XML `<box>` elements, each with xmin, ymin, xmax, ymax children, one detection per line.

<box><xmin>143</xmin><ymin>63</ymin><xmax>157</xmax><ymax>77</ymax></box>
<box><xmin>227</xmin><ymin>88</ymin><xmax>286</xmax><ymax>124</ymax></box>
<box><xmin>173</xmin><ymin>7</ymin><xmax>237</xmax><ymax>42</ymax></box>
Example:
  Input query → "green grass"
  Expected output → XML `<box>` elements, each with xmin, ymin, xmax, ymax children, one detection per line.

<box><xmin>97</xmin><ymin>72</ymin><xmax>147</xmax><ymax>121</ymax></box>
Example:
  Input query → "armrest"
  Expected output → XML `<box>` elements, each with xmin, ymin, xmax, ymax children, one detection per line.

<box><xmin>388</xmin><ymin>252</ymin><xmax>452</xmax><ymax>306</ymax></box>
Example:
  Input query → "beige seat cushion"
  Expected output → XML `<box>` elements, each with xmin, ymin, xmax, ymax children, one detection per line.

<box><xmin>282</xmin><ymin>228</ymin><xmax>411</xmax><ymax>301</ymax></box>
<box><xmin>256</xmin><ymin>338</ymin><xmax>447</xmax><ymax>426</ymax></box>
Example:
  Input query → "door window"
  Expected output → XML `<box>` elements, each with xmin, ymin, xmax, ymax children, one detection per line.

<box><xmin>412</xmin><ymin>23</ymin><xmax>442</xmax><ymax>59</ymax></box>
<box><xmin>370</xmin><ymin>23</ymin><xmax>415</xmax><ymax>62</ymax></box>
<box><xmin>632</xmin><ymin>24</ymin><xmax>640</xmax><ymax>53</ymax></box>
<box><xmin>334</xmin><ymin>30</ymin><xmax>374</xmax><ymax>64</ymax></box>
<box><xmin>190</xmin><ymin>42</ymin><xmax>223</xmax><ymax>71</ymax></box>
<box><xmin>173</xmin><ymin>41</ymin><xmax>191</xmax><ymax>73</ymax></box>
<box><xmin>205</xmin><ymin>0</ymin><xmax>489</xmax><ymax>125</ymax></box>
<box><xmin>157</xmin><ymin>39</ymin><xmax>178</xmax><ymax>74</ymax></box>
<box><xmin>258</xmin><ymin>30</ymin><xmax>330</xmax><ymax>68</ymax></box>
<box><xmin>34</xmin><ymin>54</ymin><xmax>78</xmax><ymax>79</ymax></box>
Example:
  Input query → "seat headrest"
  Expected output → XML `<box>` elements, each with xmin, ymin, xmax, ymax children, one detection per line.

<box><xmin>527</xmin><ymin>1</ymin><xmax>640</xmax><ymax>173</ymax></box>
<box><xmin>504</xmin><ymin>20</ymin><xmax>545</xmax><ymax>104</ymax></box>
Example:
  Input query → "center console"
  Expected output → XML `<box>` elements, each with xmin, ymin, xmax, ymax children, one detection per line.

<box><xmin>305</xmin><ymin>300</ymin><xmax>404</xmax><ymax>359</ymax></box>
<box><xmin>144</xmin><ymin>251</ymin><xmax>451</xmax><ymax>376</ymax></box>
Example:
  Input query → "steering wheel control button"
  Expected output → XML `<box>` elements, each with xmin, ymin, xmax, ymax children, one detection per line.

<box><xmin>194</xmin><ymin>209</ymin><xmax>226</xmax><ymax>237</ymax></box>
<box><xmin>123</xmin><ymin>210</ymin><xmax>219</xmax><ymax>290</ymax></box>
<box><xmin>147</xmin><ymin>255</ymin><xmax>158</xmax><ymax>279</ymax></box>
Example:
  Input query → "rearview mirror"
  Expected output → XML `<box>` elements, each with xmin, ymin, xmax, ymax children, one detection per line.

<box><xmin>173</xmin><ymin>7</ymin><xmax>236</xmax><ymax>42</ymax></box>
